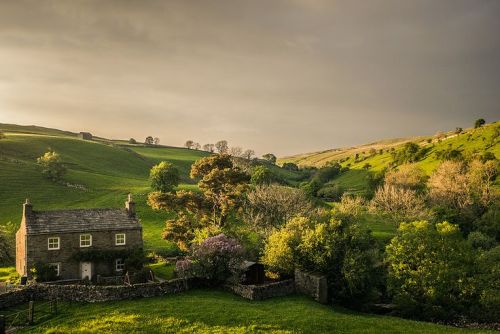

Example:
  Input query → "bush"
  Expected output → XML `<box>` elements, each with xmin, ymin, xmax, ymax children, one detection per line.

<box><xmin>250</xmin><ymin>165</ymin><xmax>277</xmax><ymax>185</ymax></box>
<box><xmin>317</xmin><ymin>185</ymin><xmax>343</xmax><ymax>201</ymax></box>
<box><xmin>31</xmin><ymin>262</ymin><xmax>59</xmax><ymax>282</ymax></box>
<box><xmin>370</xmin><ymin>184</ymin><xmax>430</xmax><ymax>222</ymax></box>
<box><xmin>179</xmin><ymin>234</ymin><xmax>244</xmax><ymax>284</ymax></box>
<box><xmin>262</xmin><ymin>215</ymin><xmax>380</xmax><ymax>305</ymax></box>
<box><xmin>150</xmin><ymin>161</ymin><xmax>180</xmax><ymax>193</ymax></box>
<box><xmin>386</xmin><ymin>221</ymin><xmax>477</xmax><ymax>321</ymax></box>
<box><xmin>37</xmin><ymin>150</ymin><xmax>67</xmax><ymax>181</ymax></box>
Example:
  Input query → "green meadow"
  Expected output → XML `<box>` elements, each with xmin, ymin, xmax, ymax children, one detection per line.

<box><xmin>1</xmin><ymin>290</ymin><xmax>492</xmax><ymax>334</ymax></box>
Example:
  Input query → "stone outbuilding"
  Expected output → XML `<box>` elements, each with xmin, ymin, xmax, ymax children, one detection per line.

<box><xmin>15</xmin><ymin>195</ymin><xmax>143</xmax><ymax>280</ymax></box>
<box><xmin>78</xmin><ymin>132</ymin><xmax>93</xmax><ymax>140</ymax></box>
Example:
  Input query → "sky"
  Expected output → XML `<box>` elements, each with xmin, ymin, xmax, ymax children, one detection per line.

<box><xmin>0</xmin><ymin>0</ymin><xmax>499</xmax><ymax>156</ymax></box>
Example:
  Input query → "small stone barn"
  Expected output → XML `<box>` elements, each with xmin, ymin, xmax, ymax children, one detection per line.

<box><xmin>240</xmin><ymin>261</ymin><xmax>265</xmax><ymax>285</ymax></box>
<box><xmin>15</xmin><ymin>195</ymin><xmax>142</xmax><ymax>280</ymax></box>
<box><xmin>78</xmin><ymin>132</ymin><xmax>92</xmax><ymax>140</ymax></box>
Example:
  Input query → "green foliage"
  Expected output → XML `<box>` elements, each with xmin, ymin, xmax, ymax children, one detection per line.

<box><xmin>317</xmin><ymin>184</ymin><xmax>344</xmax><ymax>201</ymax></box>
<box><xmin>37</xmin><ymin>149</ymin><xmax>67</xmax><ymax>181</ymax></box>
<box><xmin>475</xmin><ymin>118</ymin><xmax>486</xmax><ymax>128</ymax></box>
<box><xmin>391</xmin><ymin>142</ymin><xmax>427</xmax><ymax>164</ymax></box>
<box><xmin>386</xmin><ymin>221</ymin><xmax>478</xmax><ymax>321</ymax></box>
<box><xmin>262</xmin><ymin>153</ymin><xmax>277</xmax><ymax>164</ymax></box>
<box><xmin>0</xmin><ymin>224</ymin><xmax>14</xmax><ymax>266</ymax></box>
<box><xmin>149</xmin><ymin>161</ymin><xmax>180</xmax><ymax>193</ymax></box>
<box><xmin>282</xmin><ymin>162</ymin><xmax>299</xmax><ymax>171</ymax></box>
<box><xmin>262</xmin><ymin>215</ymin><xmax>380</xmax><ymax>305</ymax></box>
<box><xmin>31</xmin><ymin>262</ymin><xmax>59</xmax><ymax>282</ymax></box>
<box><xmin>250</xmin><ymin>165</ymin><xmax>275</xmax><ymax>185</ymax></box>
<box><xmin>72</xmin><ymin>248</ymin><xmax>146</xmax><ymax>272</ymax></box>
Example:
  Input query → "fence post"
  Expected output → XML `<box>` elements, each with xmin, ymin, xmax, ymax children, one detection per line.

<box><xmin>28</xmin><ymin>300</ymin><xmax>34</xmax><ymax>325</ymax></box>
<box><xmin>0</xmin><ymin>315</ymin><xmax>5</xmax><ymax>334</ymax></box>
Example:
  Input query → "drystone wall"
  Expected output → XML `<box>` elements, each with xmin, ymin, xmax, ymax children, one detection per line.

<box><xmin>294</xmin><ymin>270</ymin><xmax>328</xmax><ymax>304</ymax></box>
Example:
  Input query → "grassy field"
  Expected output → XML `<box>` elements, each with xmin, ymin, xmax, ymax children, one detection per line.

<box><xmin>281</xmin><ymin>122</ymin><xmax>500</xmax><ymax>196</ymax></box>
<box><xmin>0</xmin><ymin>125</ymin><xmax>210</xmax><ymax>254</ymax></box>
<box><xmin>1</xmin><ymin>289</ymin><xmax>491</xmax><ymax>334</ymax></box>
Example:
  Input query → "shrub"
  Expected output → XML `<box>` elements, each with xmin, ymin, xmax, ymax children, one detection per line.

<box><xmin>262</xmin><ymin>215</ymin><xmax>380</xmax><ymax>305</ymax></box>
<box><xmin>37</xmin><ymin>150</ymin><xmax>67</xmax><ymax>181</ymax></box>
<box><xmin>31</xmin><ymin>263</ymin><xmax>59</xmax><ymax>282</ymax></box>
<box><xmin>282</xmin><ymin>162</ymin><xmax>299</xmax><ymax>171</ymax></box>
<box><xmin>150</xmin><ymin>161</ymin><xmax>180</xmax><ymax>193</ymax></box>
<box><xmin>250</xmin><ymin>165</ymin><xmax>276</xmax><ymax>185</ymax></box>
<box><xmin>317</xmin><ymin>185</ymin><xmax>344</xmax><ymax>201</ymax></box>
<box><xmin>0</xmin><ymin>131</ymin><xmax>5</xmax><ymax>139</ymax></box>
<box><xmin>184</xmin><ymin>234</ymin><xmax>244</xmax><ymax>284</ymax></box>
<box><xmin>384</xmin><ymin>164</ymin><xmax>426</xmax><ymax>192</ymax></box>
<box><xmin>386</xmin><ymin>221</ymin><xmax>477</xmax><ymax>321</ymax></box>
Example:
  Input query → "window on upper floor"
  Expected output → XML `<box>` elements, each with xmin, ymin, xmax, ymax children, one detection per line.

<box><xmin>115</xmin><ymin>233</ymin><xmax>126</xmax><ymax>246</ymax></box>
<box><xmin>48</xmin><ymin>237</ymin><xmax>60</xmax><ymax>250</ymax></box>
<box><xmin>115</xmin><ymin>258</ymin><xmax>125</xmax><ymax>271</ymax></box>
<box><xmin>80</xmin><ymin>234</ymin><xmax>92</xmax><ymax>247</ymax></box>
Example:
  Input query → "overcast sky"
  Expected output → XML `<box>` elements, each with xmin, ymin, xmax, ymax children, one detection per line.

<box><xmin>0</xmin><ymin>0</ymin><xmax>499</xmax><ymax>156</ymax></box>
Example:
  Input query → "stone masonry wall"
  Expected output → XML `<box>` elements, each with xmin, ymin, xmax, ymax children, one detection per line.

<box><xmin>225</xmin><ymin>279</ymin><xmax>295</xmax><ymax>301</ymax></box>
<box><xmin>294</xmin><ymin>270</ymin><xmax>328</xmax><ymax>304</ymax></box>
<box><xmin>0</xmin><ymin>278</ymin><xmax>191</xmax><ymax>308</ymax></box>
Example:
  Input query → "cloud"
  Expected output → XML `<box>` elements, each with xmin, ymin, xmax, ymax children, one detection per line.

<box><xmin>0</xmin><ymin>0</ymin><xmax>499</xmax><ymax>155</ymax></box>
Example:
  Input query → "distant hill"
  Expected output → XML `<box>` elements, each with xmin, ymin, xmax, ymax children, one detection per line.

<box><xmin>279</xmin><ymin>122</ymin><xmax>500</xmax><ymax>196</ymax></box>
<box><xmin>0</xmin><ymin>123</ymin><xmax>302</xmax><ymax>254</ymax></box>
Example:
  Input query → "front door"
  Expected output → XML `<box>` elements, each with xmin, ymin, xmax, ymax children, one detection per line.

<box><xmin>81</xmin><ymin>262</ymin><xmax>92</xmax><ymax>279</ymax></box>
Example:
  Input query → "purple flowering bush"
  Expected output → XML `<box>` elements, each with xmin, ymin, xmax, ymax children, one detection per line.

<box><xmin>176</xmin><ymin>233</ymin><xmax>244</xmax><ymax>284</ymax></box>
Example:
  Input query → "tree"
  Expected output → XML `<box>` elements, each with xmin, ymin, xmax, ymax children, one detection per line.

<box><xmin>455</xmin><ymin>127</ymin><xmax>463</xmax><ymax>134</ymax></box>
<box><xmin>386</xmin><ymin>221</ymin><xmax>477</xmax><ymax>321</ymax></box>
<box><xmin>370</xmin><ymin>184</ymin><xmax>430</xmax><ymax>222</ymax></box>
<box><xmin>384</xmin><ymin>164</ymin><xmax>426</xmax><ymax>192</ymax></box>
<box><xmin>145</xmin><ymin>136</ymin><xmax>154</xmax><ymax>145</ymax></box>
<box><xmin>185</xmin><ymin>140</ymin><xmax>194</xmax><ymax>149</ymax></box>
<box><xmin>193</xmin><ymin>142</ymin><xmax>201</xmax><ymax>150</ymax></box>
<box><xmin>262</xmin><ymin>153</ymin><xmax>277</xmax><ymax>164</ymax></box>
<box><xmin>282</xmin><ymin>162</ymin><xmax>299</xmax><ymax>171</ymax></box>
<box><xmin>190</xmin><ymin>154</ymin><xmax>250</xmax><ymax>226</ymax></box>
<box><xmin>215</xmin><ymin>140</ymin><xmax>229</xmax><ymax>154</ymax></box>
<box><xmin>242</xmin><ymin>149</ymin><xmax>255</xmax><ymax>160</ymax></box>
<box><xmin>153</xmin><ymin>137</ymin><xmax>160</xmax><ymax>145</ymax></box>
<box><xmin>474</xmin><ymin>118</ymin><xmax>486</xmax><ymax>128</ymax></box>
<box><xmin>0</xmin><ymin>224</ymin><xmax>14</xmax><ymax>266</ymax></box>
<box><xmin>244</xmin><ymin>184</ymin><xmax>312</xmax><ymax>233</ymax></box>
<box><xmin>149</xmin><ymin>161</ymin><xmax>180</xmax><ymax>193</ymax></box>
<box><xmin>391</xmin><ymin>142</ymin><xmax>426</xmax><ymax>164</ymax></box>
<box><xmin>362</xmin><ymin>163</ymin><xmax>372</xmax><ymax>170</ymax></box>
<box><xmin>228</xmin><ymin>146</ymin><xmax>243</xmax><ymax>157</ymax></box>
<box><xmin>250</xmin><ymin>165</ymin><xmax>275</xmax><ymax>185</ymax></box>
<box><xmin>203</xmin><ymin>144</ymin><xmax>215</xmax><ymax>153</ymax></box>
<box><xmin>37</xmin><ymin>150</ymin><xmax>67</xmax><ymax>181</ymax></box>
<box><xmin>129</xmin><ymin>138</ymin><xmax>137</xmax><ymax>144</ymax></box>
<box><xmin>0</xmin><ymin>131</ymin><xmax>6</xmax><ymax>140</ymax></box>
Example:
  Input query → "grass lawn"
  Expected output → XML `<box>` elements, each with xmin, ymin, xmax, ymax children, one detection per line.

<box><xmin>9</xmin><ymin>289</ymin><xmax>494</xmax><ymax>334</ymax></box>
<box><xmin>147</xmin><ymin>261</ymin><xmax>176</xmax><ymax>281</ymax></box>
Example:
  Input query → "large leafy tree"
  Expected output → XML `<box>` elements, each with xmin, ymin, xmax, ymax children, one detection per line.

<box><xmin>148</xmin><ymin>154</ymin><xmax>249</xmax><ymax>250</ymax></box>
<box><xmin>149</xmin><ymin>161</ymin><xmax>180</xmax><ymax>193</ymax></box>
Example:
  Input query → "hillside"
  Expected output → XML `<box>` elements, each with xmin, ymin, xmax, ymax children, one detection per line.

<box><xmin>0</xmin><ymin>123</ymin><xmax>305</xmax><ymax>254</ymax></box>
<box><xmin>280</xmin><ymin>122</ymin><xmax>500</xmax><ymax>196</ymax></box>
<box><xmin>0</xmin><ymin>124</ymin><xmax>210</xmax><ymax>253</ymax></box>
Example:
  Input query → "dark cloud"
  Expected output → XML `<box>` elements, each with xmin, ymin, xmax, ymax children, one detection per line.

<box><xmin>0</xmin><ymin>0</ymin><xmax>499</xmax><ymax>155</ymax></box>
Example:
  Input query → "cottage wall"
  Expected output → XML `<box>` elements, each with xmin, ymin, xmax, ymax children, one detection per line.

<box><xmin>26</xmin><ymin>228</ymin><xmax>142</xmax><ymax>279</ymax></box>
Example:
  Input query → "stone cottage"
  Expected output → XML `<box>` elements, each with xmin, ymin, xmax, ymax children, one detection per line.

<box><xmin>15</xmin><ymin>195</ymin><xmax>143</xmax><ymax>280</ymax></box>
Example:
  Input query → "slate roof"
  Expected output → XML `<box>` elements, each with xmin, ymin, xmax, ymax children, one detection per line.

<box><xmin>26</xmin><ymin>208</ymin><xmax>140</xmax><ymax>234</ymax></box>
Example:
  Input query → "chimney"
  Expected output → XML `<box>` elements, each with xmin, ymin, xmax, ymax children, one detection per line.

<box><xmin>23</xmin><ymin>198</ymin><xmax>33</xmax><ymax>222</ymax></box>
<box><xmin>125</xmin><ymin>194</ymin><xmax>135</xmax><ymax>217</ymax></box>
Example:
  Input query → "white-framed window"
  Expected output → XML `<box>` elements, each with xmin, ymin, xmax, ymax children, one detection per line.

<box><xmin>115</xmin><ymin>258</ymin><xmax>125</xmax><ymax>271</ymax></box>
<box><xmin>115</xmin><ymin>233</ymin><xmax>126</xmax><ymax>246</ymax></box>
<box><xmin>48</xmin><ymin>237</ymin><xmax>60</xmax><ymax>250</ymax></box>
<box><xmin>80</xmin><ymin>234</ymin><xmax>92</xmax><ymax>247</ymax></box>
<box><xmin>49</xmin><ymin>263</ymin><xmax>60</xmax><ymax>276</ymax></box>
